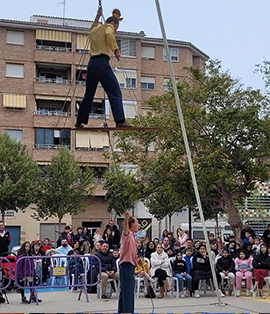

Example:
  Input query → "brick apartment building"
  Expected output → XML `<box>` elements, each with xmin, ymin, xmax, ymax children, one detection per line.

<box><xmin>0</xmin><ymin>15</ymin><xmax>208</xmax><ymax>247</ymax></box>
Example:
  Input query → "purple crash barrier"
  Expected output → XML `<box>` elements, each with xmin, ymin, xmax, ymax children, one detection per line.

<box><xmin>14</xmin><ymin>254</ymin><xmax>101</xmax><ymax>305</ymax></box>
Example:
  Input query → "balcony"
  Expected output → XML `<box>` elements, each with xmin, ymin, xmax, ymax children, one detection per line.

<box><xmin>35</xmin><ymin>77</ymin><xmax>71</xmax><ymax>84</ymax></box>
<box><xmin>36</xmin><ymin>45</ymin><xmax>71</xmax><ymax>53</ymax></box>
<box><xmin>34</xmin><ymin>109</ymin><xmax>70</xmax><ymax>117</ymax></box>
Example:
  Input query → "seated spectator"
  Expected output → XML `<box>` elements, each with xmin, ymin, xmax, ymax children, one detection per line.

<box><xmin>252</xmin><ymin>244</ymin><xmax>270</xmax><ymax>299</ymax></box>
<box><xmin>41</xmin><ymin>238</ymin><xmax>52</xmax><ymax>254</ymax></box>
<box><xmin>91</xmin><ymin>241</ymin><xmax>102</xmax><ymax>255</ymax></box>
<box><xmin>57</xmin><ymin>226</ymin><xmax>73</xmax><ymax>247</ymax></box>
<box><xmin>166</xmin><ymin>248</ymin><xmax>175</xmax><ymax>258</ymax></box>
<box><xmin>248</xmin><ymin>236</ymin><xmax>255</xmax><ymax>245</ymax></box>
<box><xmin>160</xmin><ymin>229</ymin><xmax>169</xmax><ymax>242</ymax></box>
<box><xmin>176</xmin><ymin>228</ymin><xmax>187</xmax><ymax>250</ymax></box>
<box><xmin>105</xmin><ymin>219</ymin><xmax>120</xmax><ymax>248</ymax></box>
<box><xmin>93</xmin><ymin>242</ymin><xmax>119</xmax><ymax>300</ymax></box>
<box><xmin>135</xmin><ymin>254</ymin><xmax>153</xmax><ymax>294</ymax></box>
<box><xmin>167</xmin><ymin>232</ymin><xmax>175</xmax><ymax>248</ymax></box>
<box><xmin>145</xmin><ymin>241</ymin><xmax>156</xmax><ymax>260</ymax></box>
<box><xmin>93</xmin><ymin>228</ymin><xmax>103</xmax><ymax>244</ymax></box>
<box><xmin>112</xmin><ymin>248</ymin><xmax>120</xmax><ymax>260</ymax></box>
<box><xmin>67</xmin><ymin>249</ymin><xmax>84</xmax><ymax>286</ymax></box>
<box><xmin>73</xmin><ymin>241</ymin><xmax>84</xmax><ymax>255</ymax></box>
<box><xmin>242</xmin><ymin>242</ymin><xmax>255</xmax><ymax>257</ymax></box>
<box><xmin>137</xmin><ymin>239</ymin><xmax>145</xmax><ymax>257</ymax></box>
<box><xmin>173</xmin><ymin>241</ymin><xmax>181</xmax><ymax>254</ymax></box>
<box><xmin>234</xmin><ymin>250</ymin><xmax>253</xmax><ymax>297</ymax></box>
<box><xmin>172</xmin><ymin>251</ymin><xmax>192</xmax><ymax>297</ymax></box>
<box><xmin>210</xmin><ymin>242</ymin><xmax>219</xmax><ymax>256</ymax></box>
<box><xmin>191</xmin><ymin>243</ymin><xmax>222</xmax><ymax>298</ymax></box>
<box><xmin>103</xmin><ymin>227</ymin><xmax>116</xmax><ymax>250</ymax></box>
<box><xmin>153</xmin><ymin>238</ymin><xmax>160</xmax><ymax>246</ymax></box>
<box><xmin>161</xmin><ymin>237</ymin><xmax>172</xmax><ymax>253</ymax></box>
<box><xmin>208</xmin><ymin>233</ymin><xmax>216</xmax><ymax>244</ymax></box>
<box><xmin>73</xmin><ymin>226</ymin><xmax>89</xmax><ymax>251</ymax></box>
<box><xmin>216</xmin><ymin>237</ymin><xmax>223</xmax><ymax>251</ymax></box>
<box><xmin>55</xmin><ymin>239</ymin><xmax>73</xmax><ymax>255</ymax></box>
<box><xmin>252</xmin><ymin>237</ymin><xmax>261</xmax><ymax>255</ymax></box>
<box><xmin>242</xmin><ymin>231</ymin><xmax>250</xmax><ymax>245</ymax></box>
<box><xmin>193</xmin><ymin>240</ymin><xmax>201</xmax><ymax>253</ymax></box>
<box><xmin>183</xmin><ymin>248</ymin><xmax>193</xmax><ymax>274</ymax></box>
<box><xmin>150</xmin><ymin>244</ymin><xmax>172</xmax><ymax>299</ymax></box>
<box><xmin>216</xmin><ymin>248</ymin><xmax>235</xmax><ymax>296</ymax></box>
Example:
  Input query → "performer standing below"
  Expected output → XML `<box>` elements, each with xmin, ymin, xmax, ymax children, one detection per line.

<box><xmin>118</xmin><ymin>212</ymin><xmax>140</xmax><ymax>313</ymax></box>
<box><xmin>75</xmin><ymin>8</ymin><xmax>133</xmax><ymax>128</ymax></box>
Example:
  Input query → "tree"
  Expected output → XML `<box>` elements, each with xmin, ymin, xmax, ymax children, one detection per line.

<box><xmin>0</xmin><ymin>132</ymin><xmax>40</xmax><ymax>223</ymax></box>
<box><xmin>33</xmin><ymin>147</ymin><xmax>94</xmax><ymax>229</ymax></box>
<box><xmin>113</xmin><ymin>60</ymin><xmax>270</xmax><ymax>241</ymax></box>
<box><xmin>104</xmin><ymin>164</ymin><xmax>143</xmax><ymax>216</ymax></box>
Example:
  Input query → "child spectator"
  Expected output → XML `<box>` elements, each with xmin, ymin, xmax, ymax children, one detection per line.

<box><xmin>67</xmin><ymin>249</ymin><xmax>84</xmax><ymax>287</ymax></box>
<box><xmin>234</xmin><ymin>250</ymin><xmax>253</xmax><ymax>297</ymax></box>
<box><xmin>172</xmin><ymin>251</ymin><xmax>192</xmax><ymax>297</ymax></box>
<box><xmin>183</xmin><ymin>248</ymin><xmax>193</xmax><ymax>274</ymax></box>
<box><xmin>41</xmin><ymin>238</ymin><xmax>52</xmax><ymax>254</ymax></box>
<box><xmin>216</xmin><ymin>248</ymin><xmax>235</xmax><ymax>296</ymax></box>
<box><xmin>135</xmin><ymin>254</ymin><xmax>153</xmax><ymax>295</ymax></box>
<box><xmin>252</xmin><ymin>237</ymin><xmax>261</xmax><ymax>255</ymax></box>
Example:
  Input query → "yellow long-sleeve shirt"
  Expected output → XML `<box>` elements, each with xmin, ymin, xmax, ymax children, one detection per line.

<box><xmin>89</xmin><ymin>22</ymin><xmax>119</xmax><ymax>58</ymax></box>
<box><xmin>135</xmin><ymin>261</ymin><xmax>150</xmax><ymax>275</ymax></box>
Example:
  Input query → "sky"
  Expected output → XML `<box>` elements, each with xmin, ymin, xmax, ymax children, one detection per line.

<box><xmin>1</xmin><ymin>0</ymin><xmax>270</xmax><ymax>91</ymax></box>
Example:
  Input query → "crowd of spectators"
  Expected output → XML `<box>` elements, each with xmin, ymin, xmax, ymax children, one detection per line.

<box><xmin>2</xmin><ymin>220</ymin><xmax>270</xmax><ymax>303</ymax></box>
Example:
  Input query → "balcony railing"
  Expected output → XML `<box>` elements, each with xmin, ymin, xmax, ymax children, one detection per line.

<box><xmin>76</xmin><ymin>80</ymin><xmax>86</xmax><ymax>86</ymax></box>
<box><xmin>35</xmin><ymin>77</ymin><xmax>71</xmax><ymax>84</ymax></box>
<box><xmin>34</xmin><ymin>109</ymin><xmax>70</xmax><ymax>117</ymax></box>
<box><xmin>94</xmin><ymin>178</ymin><xmax>106</xmax><ymax>184</ymax></box>
<box><xmin>34</xmin><ymin>144</ymin><xmax>70</xmax><ymax>149</ymax></box>
<box><xmin>75</xmin><ymin>146</ymin><xmax>109</xmax><ymax>152</ymax></box>
<box><xmin>36</xmin><ymin>45</ymin><xmax>71</xmax><ymax>52</ymax></box>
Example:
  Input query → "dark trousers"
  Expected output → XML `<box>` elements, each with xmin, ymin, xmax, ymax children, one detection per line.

<box><xmin>192</xmin><ymin>270</ymin><xmax>221</xmax><ymax>291</ymax></box>
<box><xmin>77</xmin><ymin>54</ymin><xmax>125</xmax><ymax>124</ymax></box>
<box><xmin>154</xmin><ymin>268</ymin><xmax>167</xmax><ymax>287</ymax></box>
<box><xmin>118</xmin><ymin>262</ymin><xmax>135</xmax><ymax>313</ymax></box>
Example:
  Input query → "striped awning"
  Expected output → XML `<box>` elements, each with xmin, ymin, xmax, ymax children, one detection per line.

<box><xmin>35</xmin><ymin>95</ymin><xmax>71</xmax><ymax>101</ymax></box>
<box><xmin>76</xmin><ymin>34</ymin><xmax>90</xmax><ymax>50</ymax></box>
<box><xmin>3</xmin><ymin>94</ymin><xmax>26</xmax><ymax>108</ymax></box>
<box><xmin>36</xmin><ymin>29</ymin><xmax>71</xmax><ymax>42</ymax></box>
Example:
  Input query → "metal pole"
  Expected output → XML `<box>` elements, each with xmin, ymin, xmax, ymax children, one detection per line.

<box><xmin>154</xmin><ymin>0</ymin><xmax>223</xmax><ymax>305</ymax></box>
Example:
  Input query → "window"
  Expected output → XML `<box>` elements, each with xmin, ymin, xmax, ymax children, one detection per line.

<box><xmin>6</xmin><ymin>30</ymin><xmax>24</xmax><ymax>45</ymax></box>
<box><xmin>6</xmin><ymin>63</ymin><xmax>24</xmax><ymax>78</ymax></box>
<box><xmin>75</xmin><ymin>131</ymin><xmax>109</xmax><ymax>151</ymax></box>
<box><xmin>123</xmin><ymin>101</ymin><xmax>137</xmax><ymax>119</ymax></box>
<box><xmin>141</xmin><ymin>46</ymin><xmax>155</xmax><ymax>59</ymax></box>
<box><xmin>163</xmin><ymin>47</ymin><xmax>179</xmax><ymax>62</ymax></box>
<box><xmin>114</xmin><ymin>69</ymin><xmax>137</xmax><ymax>89</ymax></box>
<box><xmin>141</xmin><ymin>77</ymin><xmax>155</xmax><ymax>90</ymax></box>
<box><xmin>35</xmin><ymin>128</ymin><xmax>70</xmax><ymax>149</ymax></box>
<box><xmin>5</xmin><ymin>130</ymin><xmax>22</xmax><ymax>142</ymax></box>
<box><xmin>163</xmin><ymin>78</ymin><xmax>178</xmax><ymax>91</ymax></box>
<box><xmin>116</xmin><ymin>39</ymin><xmax>136</xmax><ymax>57</ymax></box>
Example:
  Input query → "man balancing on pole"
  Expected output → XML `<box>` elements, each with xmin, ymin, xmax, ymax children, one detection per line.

<box><xmin>75</xmin><ymin>8</ymin><xmax>133</xmax><ymax>128</ymax></box>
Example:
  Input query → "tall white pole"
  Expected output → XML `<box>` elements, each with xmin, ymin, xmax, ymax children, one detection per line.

<box><xmin>154</xmin><ymin>0</ymin><xmax>223</xmax><ymax>305</ymax></box>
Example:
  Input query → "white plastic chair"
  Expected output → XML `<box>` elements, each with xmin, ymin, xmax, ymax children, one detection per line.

<box><xmin>50</xmin><ymin>254</ymin><xmax>69</xmax><ymax>286</ymax></box>
<box><xmin>97</xmin><ymin>258</ymin><xmax>119</xmax><ymax>299</ymax></box>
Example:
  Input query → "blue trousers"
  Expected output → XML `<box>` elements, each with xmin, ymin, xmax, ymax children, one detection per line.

<box><xmin>77</xmin><ymin>54</ymin><xmax>125</xmax><ymax>124</ymax></box>
<box><xmin>118</xmin><ymin>262</ymin><xmax>135</xmax><ymax>313</ymax></box>
<box><xmin>174</xmin><ymin>273</ymin><xmax>192</xmax><ymax>291</ymax></box>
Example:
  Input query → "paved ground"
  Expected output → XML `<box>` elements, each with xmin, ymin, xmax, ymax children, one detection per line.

<box><xmin>1</xmin><ymin>289</ymin><xmax>270</xmax><ymax>313</ymax></box>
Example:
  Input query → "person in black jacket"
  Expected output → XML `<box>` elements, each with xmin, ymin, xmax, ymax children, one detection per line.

<box><xmin>73</xmin><ymin>226</ymin><xmax>89</xmax><ymax>250</ymax></box>
<box><xmin>0</xmin><ymin>221</ymin><xmax>11</xmax><ymax>256</ymax></box>
<box><xmin>240</xmin><ymin>221</ymin><xmax>256</xmax><ymax>240</ymax></box>
<box><xmin>191</xmin><ymin>244</ymin><xmax>222</xmax><ymax>298</ymax></box>
<box><xmin>145</xmin><ymin>241</ymin><xmax>156</xmax><ymax>260</ymax></box>
<box><xmin>105</xmin><ymin>220</ymin><xmax>120</xmax><ymax>248</ymax></box>
<box><xmin>216</xmin><ymin>248</ymin><xmax>235</xmax><ymax>296</ymax></box>
<box><xmin>93</xmin><ymin>241</ymin><xmax>119</xmax><ymax>299</ymax></box>
<box><xmin>172</xmin><ymin>251</ymin><xmax>192</xmax><ymax>297</ymax></box>
<box><xmin>252</xmin><ymin>244</ymin><xmax>270</xmax><ymax>299</ymax></box>
<box><xmin>56</xmin><ymin>226</ymin><xmax>74</xmax><ymax>247</ymax></box>
<box><xmin>262</xmin><ymin>223</ymin><xmax>270</xmax><ymax>247</ymax></box>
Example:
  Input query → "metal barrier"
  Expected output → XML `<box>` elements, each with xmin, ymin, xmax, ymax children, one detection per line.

<box><xmin>14</xmin><ymin>254</ymin><xmax>101</xmax><ymax>304</ymax></box>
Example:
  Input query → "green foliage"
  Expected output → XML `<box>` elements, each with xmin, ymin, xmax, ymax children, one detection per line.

<box><xmin>34</xmin><ymin>147</ymin><xmax>94</xmax><ymax>222</ymax></box>
<box><xmin>111</xmin><ymin>59</ymin><xmax>270</xmax><ymax>236</ymax></box>
<box><xmin>104</xmin><ymin>164</ymin><xmax>143</xmax><ymax>216</ymax></box>
<box><xmin>0</xmin><ymin>132</ymin><xmax>40</xmax><ymax>220</ymax></box>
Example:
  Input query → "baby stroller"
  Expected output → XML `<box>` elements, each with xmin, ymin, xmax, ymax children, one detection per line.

<box><xmin>0</xmin><ymin>253</ymin><xmax>18</xmax><ymax>303</ymax></box>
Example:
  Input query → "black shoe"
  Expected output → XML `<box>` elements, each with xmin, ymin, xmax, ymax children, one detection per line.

<box><xmin>75</xmin><ymin>122</ymin><xmax>84</xmax><ymax>128</ymax></box>
<box><xmin>0</xmin><ymin>297</ymin><xmax>5</xmax><ymax>303</ymax></box>
<box><xmin>31</xmin><ymin>296</ymin><xmax>42</xmax><ymax>303</ymax></box>
<box><xmin>116</xmin><ymin>122</ymin><xmax>134</xmax><ymax>128</ymax></box>
<box><xmin>21</xmin><ymin>296</ymin><xmax>29</xmax><ymax>304</ymax></box>
<box><xmin>101</xmin><ymin>294</ymin><xmax>109</xmax><ymax>300</ymax></box>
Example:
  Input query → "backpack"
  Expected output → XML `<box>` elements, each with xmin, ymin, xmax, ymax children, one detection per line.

<box><xmin>145</xmin><ymin>285</ymin><xmax>156</xmax><ymax>298</ymax></box>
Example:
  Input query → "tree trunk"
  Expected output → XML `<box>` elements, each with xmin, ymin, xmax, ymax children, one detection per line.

<box><xmin>223</xmin><ymin>196</ymin><xmax>242</xmax><ymax>244</ymax></box>
<box><xmin>0</xmin><ymin>208</ymin><xmax>6</xmax><ymax>225</ymax></box>
<box><xmin>58</xmin><ymin>217</ymin><xmax>62</xmax><ymax>234</ymax></box>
